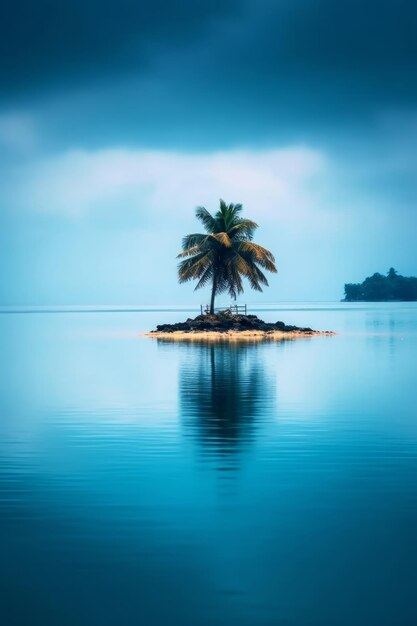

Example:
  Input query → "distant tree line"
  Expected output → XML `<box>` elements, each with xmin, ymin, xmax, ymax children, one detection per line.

<box><xmin>343</xmin><ymin>268</ymin><xmax>417</xmax><ymax>301</ymax></box>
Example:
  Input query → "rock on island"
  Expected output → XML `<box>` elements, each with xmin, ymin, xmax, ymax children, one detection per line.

<box><xmin>145</xmin><ymin>312</ymin><xmax>334</xmax><ymax>341</ymax></box>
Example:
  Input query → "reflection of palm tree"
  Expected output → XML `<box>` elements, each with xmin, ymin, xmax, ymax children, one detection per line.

<box><xmin>178</xmin><ymin>342</ymin><xmax>275</xmax><ymax>469</ymax></box>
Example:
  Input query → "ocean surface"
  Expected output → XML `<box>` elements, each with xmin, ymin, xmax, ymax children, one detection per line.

<box><xmin>0</xmin><ymin>303</ymin><xmax>416</xmax><ymax>626</ymax></box>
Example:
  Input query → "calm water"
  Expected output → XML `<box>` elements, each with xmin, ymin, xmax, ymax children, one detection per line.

<box><xmin>1</xmin><ymin>303</ymin><xmax>416</xmax><ymax>626</ymax></box>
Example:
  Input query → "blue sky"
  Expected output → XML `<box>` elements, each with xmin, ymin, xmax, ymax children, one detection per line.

<box><xmin>1</xmin><ymin>0</ymin><xmax>416</xmax><ymax>304</ymax></box>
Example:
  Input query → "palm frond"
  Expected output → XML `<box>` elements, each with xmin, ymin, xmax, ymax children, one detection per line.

<box><xmin>209</xmin><ymin>232</ymin><xmax>232</xmax><ymax>247</ymax></box>
<box><xmin>194</xmin><ymin>265</ymin><xmax>214</xmax><ymax>291</ymax></box>
<box><xmin>181</xmin><ymin>233</ymin><xmax>208</xmax><ymax>250</ymax></box>
<box><xmin>224</xmin><ymin>256</ymin><xmax>244</xmax><ymax>298</ymax></box>
<box><xmin>226</xmin><ymin>249</ymin><xmax>252</xmax><ymax>277</ymax></box>
<box><xmin>177</xmin><ymin>246</ymin><xmax>202</xmax><ymax>258</ymax></box>
<box><xmin>227</xmin><ymin>249</ymin><xmax>264</xmax><ymax>291</ymax></box>
<box><xmin>195</xmin><ymin>207</ymin><xmax>217</xmax><ymax>233</ymax></box>
<box><xmin>228</xmin><ymin>219</ymin><xmax>258</xmax><ymax>241</ymax></box>
<box><xmin>178</xmin><ymin>251</ymin><xmax>213</xmax><ymax>282</ymax></box>
<box><xmin>217</xmin><ymin>200</ymin><xmax>243</xmax><ymax>231</ymax></box>
<box><xmin>252</xmin><ymin>264</ymin><xmax>269</xmax><ymax>287</ymax></box>
<box><xmin>237</xmin><ymin>241</ymin><xmax>277</xmax><ymax>273</ymax></box>
<box><xmin>219</xmin><ymin>199</ymin><xmax>228</xmax><ymax>213</ymax></box>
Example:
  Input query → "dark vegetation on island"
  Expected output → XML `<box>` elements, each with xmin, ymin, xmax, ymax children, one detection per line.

<box><xmin>344</xmin><ymin>268</ymin><xmax>417</xmax><ymax>301</ymax></box>
<box><xmin>151</xmin><ymin>311</ymin><xmax>317</xmax><ymax>334</ymax></box>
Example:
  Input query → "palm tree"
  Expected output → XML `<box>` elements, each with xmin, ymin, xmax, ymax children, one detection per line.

<box><xmin>178</xmin><ymin>200</ymin><xmax>277</xmax><ymax>314</ymax></box>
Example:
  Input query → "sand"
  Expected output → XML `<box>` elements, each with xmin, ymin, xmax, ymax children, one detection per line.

<box><xmin>144</xmin><ymin>329</ymin><xmax>335</xmax><ymax>342</ymax></box>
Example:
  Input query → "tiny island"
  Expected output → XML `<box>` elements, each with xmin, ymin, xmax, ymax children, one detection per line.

<box><xmin>146</xmin><ymin>310</ymin><xmax>334</xmax><ymax>341</ymax></box>
<box><xmin>147</xmin><ymin>200</ymin><xmax>334</xmax><ymax>341</ymax></box>
<box><xmin>343</xmin><ymin>268</ymin><xmax>417</xmax><ymax>301</ymax></box>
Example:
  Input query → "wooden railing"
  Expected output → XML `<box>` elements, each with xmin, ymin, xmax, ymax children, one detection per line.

<box><xmin>200</xmin><ymin>304</ymin><xmax>247</xmax><ymax>315</ymax></box>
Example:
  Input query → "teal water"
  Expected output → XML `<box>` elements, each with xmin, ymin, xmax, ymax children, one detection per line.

<box><xmin>0</xmin><ymin>303</ymin><xmax>416</xmax><ymax>626</ymax></box>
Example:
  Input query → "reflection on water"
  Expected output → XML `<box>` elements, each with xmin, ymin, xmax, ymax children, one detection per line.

<box><xmin>177</xmin><ymin>342</ymin><xmax>275</xmax><ymax>470</ymax></box>
<box><xmin>0</xmin><ymin>304</ymin><xmax>417</xmax><ymax>626</ymax></box>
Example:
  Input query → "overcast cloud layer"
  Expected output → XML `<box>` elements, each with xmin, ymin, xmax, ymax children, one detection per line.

<box><xmin>1</xmin><ymin>0</ymin><xmax>416</xmax><ymax>304</ymax></box>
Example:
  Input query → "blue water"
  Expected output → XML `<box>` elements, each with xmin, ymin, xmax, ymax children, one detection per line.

<box><xmin>0</xmin><ymin>303</ymin><xmax>416</xmax><ymax>626</ymax></box>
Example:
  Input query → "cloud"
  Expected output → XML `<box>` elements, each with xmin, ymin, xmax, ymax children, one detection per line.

<box><xmin>0</xmin><ymin>113</ymin><xmax>38</xmax><ymax>153</ymax></box>
<box><xmin>0</xmin><ymin>0</ymin><xmax>238</xmax><ymax>97</ymax></box>
<box><xmin>247</xmin><ymin>0</ymin><xmax>417</xmax><ymax>76</ymax></box>
<box><xmin>12</xmin><ymin>146</ymin><xmax>333</xmax><ymax>228</ymax></box>
<box><xmin>1</xmin><ymin>142</ymin><xmax>415</xmax><ymax>305</ymax></box>
<box><xmin>3</xmin><ymin>0</ymin><xmax>416</xmax><ymax>121</ymax></box>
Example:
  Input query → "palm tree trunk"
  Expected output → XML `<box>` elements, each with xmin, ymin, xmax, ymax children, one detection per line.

<box><xmin>210</xmin><ymin>274</ymin><xmax>217</xmax><ymax>315</ymax></box>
